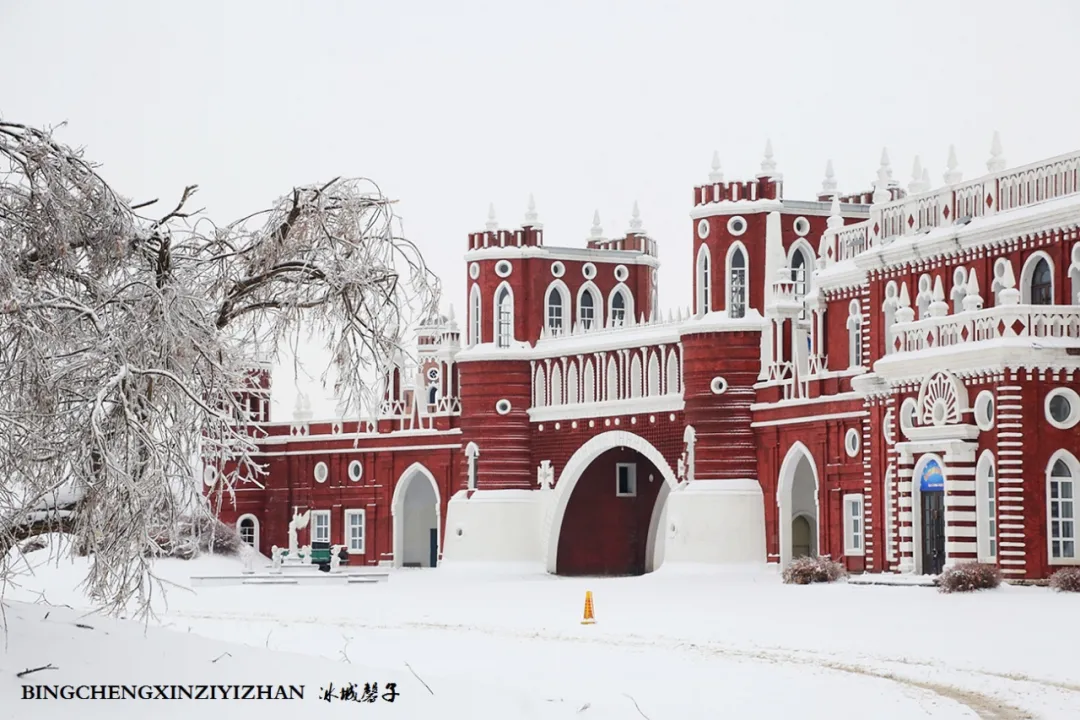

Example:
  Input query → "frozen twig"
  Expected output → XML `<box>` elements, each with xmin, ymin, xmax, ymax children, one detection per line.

<box><xmin>623</xmin><ymin>694</ymin><xmax>652</xmax><ymax>720</ymax></box>
<box><xmin>404</xmin><ymin>661</ymin><xmax>434</xmax><ymax>695</ymax></box>
<box><xmin>17</xmin><ymin>663</ymin><xmax>57</xmax><ymax>678</ymax></box>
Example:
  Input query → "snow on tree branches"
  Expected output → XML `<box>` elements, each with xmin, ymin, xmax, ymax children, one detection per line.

<box><xmin>0</xmin><ymin>119</ymin><xmax>439</xmax><ymax>613</ymax></box>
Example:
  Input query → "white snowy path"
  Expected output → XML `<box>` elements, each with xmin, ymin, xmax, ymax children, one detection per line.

<box><xmin>4</xmin><ymin>547</ymin><xmax>1080</xmax><ymax>718</ymax></box>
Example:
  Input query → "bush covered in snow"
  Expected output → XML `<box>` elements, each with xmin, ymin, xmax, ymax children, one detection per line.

<box><xmin>147</xmin><ymin>515</ymin><xmax>245</xmax><ymax>560</ymax></box>
<box><xmin>937</xmin><ymin>563</ymin><xmax>1002</xmax><ymax>593</ymax></box>
<box><xmin>1049</xmin><ymin>567</ymin><xmax>1080</xmax><ymax>593</ymax></box>
<box><xmin>782</xmin><ymin>556</ymin><xmax>847</xmax><ymax>585</ymax></box>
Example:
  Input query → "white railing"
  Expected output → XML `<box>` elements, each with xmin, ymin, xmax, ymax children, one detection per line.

<box><xmin>891</xmin><ymin>305</ymin><xmax>1080</xmax><ymax>353</ymax></box>
<box><xmin>820</xmin><ymin>150</ymin><xmax>1080</xmax><ymax>266</ymax></box>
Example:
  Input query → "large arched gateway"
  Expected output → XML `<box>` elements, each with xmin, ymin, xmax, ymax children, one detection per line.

<box><xmin>392</xmin><ymin>463</ymin><xmax>441</xmax><ymax>568</ymax></box>
<box><xmin>777</xmin><ymin>442</ymin><xmax>820</xmax><ymax>569</ymax></box>
<box><xmin>545</xmin><ymin>431</ymin><xmax>679</xmax><ymax>576</ymax></box>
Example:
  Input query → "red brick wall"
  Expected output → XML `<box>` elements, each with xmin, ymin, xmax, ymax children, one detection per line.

<box><xmin>556</xmin><ymin>447</ymin><xmax>664</xmax><ymax>575</ymax></box>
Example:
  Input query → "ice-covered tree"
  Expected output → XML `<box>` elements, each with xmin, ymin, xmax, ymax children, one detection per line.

<box><xmin>0</xmin><ymin>119</ymin><xmax>438</xmax><ymax>612</ymax></box>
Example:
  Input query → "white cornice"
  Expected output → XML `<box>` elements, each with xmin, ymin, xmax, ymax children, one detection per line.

<box><xmin>873</xmin><ymin>338</ymin><xmax>1080</xmax><ymax>384</ymax></box>
<box><xmin>464</xmin><ymin>245</ymin><xmax>659</xmax><ymax>268</ymax></box>
<box><xmin>689</xmin><ymin>198</ymin><xmax>783</xmax><ymax>219</ymax></box>
<box><xmin>529</xmin><ymin>395</ymin><xmax>684</xmax><ymax>422</ymax></box>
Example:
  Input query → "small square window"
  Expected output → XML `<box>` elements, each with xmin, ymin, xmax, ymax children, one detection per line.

<box><xmin>616</xmin><ymin>463</ymin><xmax>637</xmax><ymax>497</ymax></box>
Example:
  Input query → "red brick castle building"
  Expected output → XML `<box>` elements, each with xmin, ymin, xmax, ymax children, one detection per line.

<box><xmin>208</xmin><ymin>136</ymin><xmax>1080</xmax><ymax>581</ymax></box>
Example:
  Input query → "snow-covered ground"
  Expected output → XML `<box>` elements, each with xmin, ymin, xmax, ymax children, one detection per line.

<box><xmin>3</xmin><ymin>538</ymin><xmax>1080</xmax><ymax>719</ymax></box>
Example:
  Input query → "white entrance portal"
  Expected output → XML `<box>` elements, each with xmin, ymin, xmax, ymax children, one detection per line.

<box><xmin>392</xmin><ymin>463</ymin><xmax>441</xmax><ymax>568</ymax></box>
<box><xmin>778</xmin><ymin>442</ymin><xmax>820</xmax><ymax>569</ymax></box>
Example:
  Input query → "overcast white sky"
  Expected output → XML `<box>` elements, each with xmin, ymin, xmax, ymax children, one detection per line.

<box><xmin>4</xmin><ymin>0</ymin><xmax>1080</xmax><ymax>418</ymax></box>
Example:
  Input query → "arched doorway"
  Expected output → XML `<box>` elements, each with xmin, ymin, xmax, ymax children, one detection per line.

<box><xmin>912</xmin><ymin>454</ymin><xmax>946</xmax><ymax>575</ymax></box>
<box><xmin>392</xmin><ymin>463</ymin><xmax>441</xmax><ymax>568</ymax></box>
<box><xmin>778</xmin><ymin>443</ymin><xmax>819</xmax><ymax>568</ymax></box>
<box><xmin>546</xmin><ymin>431</ymin><xmax>678</xmax><ymax>576</ymax></box>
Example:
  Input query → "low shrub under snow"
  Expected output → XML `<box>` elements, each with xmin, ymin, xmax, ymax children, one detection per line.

<box><xmin>937</xmin><ymin>562</ymin><xmax>1002</xmax><ymax>593</ymax></box>
<box><xmin>18</xmin><ymin>536</ymin><xmax>48</xmax><ymax>554</ymax></box>
<box><xmin>782</xmin><ymin>555</ymin><xmax>847</xmax><ymax>585</ymax></box>
<box><xmin>1049</xmin><ymin>567</ymin><xmax>1080</xmax><ymax>593</ymax></box>
<box><xmin>148</xmin><ymin>514</ymin><xmax>245</xmax><ymax>559</ymax></box>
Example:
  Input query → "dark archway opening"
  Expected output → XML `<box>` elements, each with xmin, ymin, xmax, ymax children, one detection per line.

<box><xmin>555</xmin><ymin>447</ymin><xmax>664</xmax><ymax>576</ymax></box>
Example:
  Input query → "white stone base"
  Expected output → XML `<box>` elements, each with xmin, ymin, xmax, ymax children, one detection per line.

<box><xmin>441</xmin><ymin>489</ymin><xmax>545</xmax><ymax>564</ymax></box>
<box><xmin>660</xmin><ymin>479</ymin><xmax>767</xmax><ymax>566</ymax></box>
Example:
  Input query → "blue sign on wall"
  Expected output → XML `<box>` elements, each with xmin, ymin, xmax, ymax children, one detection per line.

<box><xmin>919</xmin><ymin>459</ymin><xmax>945</xmax><ymax>492</ymax></box>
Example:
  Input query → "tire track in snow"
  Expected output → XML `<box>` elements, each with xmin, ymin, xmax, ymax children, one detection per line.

<box><xmin>165</xmin><ymin>609</ymin><xmax>1040</xmax><ymax>718</ymax></box>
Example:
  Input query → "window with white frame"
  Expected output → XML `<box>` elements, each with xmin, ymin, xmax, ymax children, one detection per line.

<box><xmin>1048</xmin><ymin>452</ymin><xmax>1077</xmax><ymax>562</ymax></box>
<box><xmin>1027</xmin><ymin>256</ymin><xmax>1054</xmax><ymax>305</ymax></box>
<box><xmin>976</xmin><ymin>451</ymin><xmax>997</xmax><ymax>561</ymax></box>
<box><xmin>616</xmin><ymin>463</ymin><xmax>637</xmax><ymax>497</ymax></box>
<box><xmin>847</xmin><ymin>300</ymin><xmax>863</xmax><ymax>367</ymax></box>
<box><xmin>546</xmin><ymin>286</ymin><xmax>564</xmax><ymax>335</ymax></box>
<box><xmin>843</xmin><ymin>493</ymin><xmax>864</xmax><ymax>555</ymax></box>
<box><xmin>696</xmin><ymin>245</ymin><xmax>711</xmax><ymax>314</ymax></box>
<box><xmin>344</xmin><ymin>509</ymin><xmax>366</xmax><ymax>554</ymax></box>
<box><xmin>579</xmin><ymin>288</ymin><xmax>597</xmax><ymax>330</ymax></box>
<box><xmin>311</xmin><ymin>510</ymin><xmax>330</xmax><ymax>545</ymax></box>
<box><xmin>610</xmin><ymin>290</ymin><xmax>627</xmax><ymax>327</ymax></box>
<box><xmin>728</xmin><ymin>246</ymin><xmax>747</xmax><ymax>318</ymax></box>
<box><xmin>790</xmin><ymin>246</ymin><xmax>810</xmax><ymax>320</ymax></box>
<box><xmin>496</xmin><ymin>286</ymin><xmax>512</xmax><ymax>348</ymax></box>
<box><xmin>469</xmin><ymin>285</ymin><xmax>481</xmax><ymax>345</ymax></box>
<box><xmin>238</xmin><ymin>515</ymin><xmax>257</xmax><ymax>550</ymax></box>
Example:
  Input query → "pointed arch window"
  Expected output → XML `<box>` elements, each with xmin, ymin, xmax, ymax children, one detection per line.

<box><xmin>1049</xmin><ymin>453</ymin><xmax>1077</xmax><ymax>562</ymax></box>
<box><xmin>729</xmin><ymin>246</ymin><xmax>747</xmax><ymax>318</ymax></box>
<box><xmin>696</xmin><ymin>245</ymin><xmax>711</xmax><ymax>314</ymax></box>
<box><xmin>611</xmin><ymin>290</ymin><xmax>627</xmax><ymax>327</ymax></box>
<box><xmin>546</xmin><ymin>287</ymin><xmax>565</xmax><ymax>335</ymax></box>
<box><xmin>579</xmin><ymin>289</ymin><xmax>597</xmax><ymax>330</ymax></box>
<box><xmin>469</xmin><ymin>285</ymin><xmax>481</xmax><ymax>345</ymax></box>
<box><xmin>1031</xmin><ymin>257</ymin><xmax>1053</xmax><ymax>305</ymax></box>
<box><xmin>496</xmin><ymin>286</ymin><xmax>513</xmax><ymax>348</ymax></box>
<box><xmin>847</xmin><ymin>300</ymin><xmax>863</xmax><ymax>368</ymax></box>
<box><xmin>790</xmin><ymin>245</ymin><xmax>811</xmax><ymax>320</ymax></box>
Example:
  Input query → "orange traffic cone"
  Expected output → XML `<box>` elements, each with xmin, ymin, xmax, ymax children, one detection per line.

<box><xmin>581</xmin><ymin>590</ymin><xmax>596</xmax><ymax>625</ymax></box>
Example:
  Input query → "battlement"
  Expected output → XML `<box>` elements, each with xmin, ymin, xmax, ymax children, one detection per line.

<box><xmin>586</xmin><ymin>231</ymin><xmax>657</xmax><ymax>257</ymax></box>
<box><xmin>822</xmin><ymin>187</ymin><xmax>905</xmax><ymax>205</ymax></box>
<box><xmin>467</xmin><ymin>225</ymin><xmax>543</xmax><ymax>251</ymax></box>
<box><xmin>693</xmin><ymin>177</ymin><xmax>782</xmax><ymax>207</ymax></box>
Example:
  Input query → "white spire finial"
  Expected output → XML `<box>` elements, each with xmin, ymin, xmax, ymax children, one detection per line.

<box><xmin>760</xmin><ymin>139</ymin><xmax>777</xmax><ymax>176</ymax></box>
<box><xmin>873</xmin><ymin>147</ymin><xmax>893</xmax><ymax>204</ymax></box>
<box><xmin>485</xmin><ymin>203</ymin><xmax>498</xmax><ymax>231</ymax></box>
<box><xmin>909</xmin><ymin>156</ymin><xmax>926</xmax><ymax>194</ymax></box>
<box><xmin>589</xmin><ymin>210</ymin><xmax>603</xmax><ymax>239</ymax></box>
<box><xmin>944</xmin><ymin>145</ymin><xmax>962</xmax><ymax>184</ymax></box>
<box><xmin>447</xmin><ymin>303</ymin><xmax>456</xmax><ymax>323</ymax></box>
<box><xmin>821</xmin><ymin>159</ymin><xmax>837</xmax><ymax>194</ymax></box>
<box><xmin>709</xmin><ymin>150</ymin><xmax>724</xmax><ymax>183</ymax></box>
<box><xmin>628</xmin><ymin>201</ymin><xmax>644</xmax><ymax>233</ymax></box>
<box><xmin>827</xmin><ymin>194</ymin><xmax>844</xmax><ymax>230</ymax></box>
<box><xmin>987</xmin><ymin>131</ymin><xmax>1005</xmax><ymax>173</ymax></box>
<box><xmin>524</xmin><ymin>194</ymin><xmax>539</xmax><ymax>226</ymax></box>
<box><xmin>963</xmin><ymin>268</ymin><xmax>983</xmax><ymax>311</ymax></box>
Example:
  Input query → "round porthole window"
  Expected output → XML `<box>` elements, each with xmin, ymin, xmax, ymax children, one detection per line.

<box><xmin>710</xmin><ymin>376</ymin><xmax>728</xmax><ymax>394</ymax></box>
<box><xmin>469</xmin><ymin>262</ymin><xmax>480</xmax><ymax>279</ymax></box>
<box><xmin>495</xmin><ymin>260</ymin><xmax>512</xmax><ymax>278</ymax></box>
<box><xmin>426</xmin><ymin>367</ymin><xmax>440</xmax><ymax>382</ymax></box>
<box><xmin>844</xmin><ymin>428</ymin><xmax>861</xmax><ymax>458</ymax></box>
<box><xmin>697</xmin><ymin>218</ymin><xmax>711</xmax><ymax>239</ymax></box>
<box><xmin>1046</xmin><ymin>388</ymin><xmax>1080</xmax><ymax>430</ymax></box>
<box><xmin>582</xmin><ymin>263</ymin><xmax>597</xmax><ymax>280</ymax></box>
<box><xmin>793</xmin><ymin>217</ymin><xmax>810</xmax><ymax>237</ymax></box>
<box><xmin>313</xmin><ymin>461</ymin><xmax>329</xmax><ymax>484</ymax></box>
<box><xmin>551</xmin><ymin>261</ymin><xmax>565</xmax><ymax>278</ymax></box>
<box><xmin>974</xmin><ymin>390</ymin><xmax>995</xmax><ymax>431</ymax></box>
<box><xmin>727</xmin><ymin>216</ymin><xmax>747</xmax><ymax>236</ymax></box>
<box><xmin>348</xmin><ymin>460</ymin><xmax>363</xmax><ymax>482</ymax></box>
<box><xmin>202</xmin><ymin>466</ymin><xmax>217</xmax><ymax>487</ymax></box>
<box><xmin>614</xmin><ymin>265</ymin><xmax>629</xmax><ymax>282</ymax></box>
<box><xmin>495</xmin><ymin>399</ymin><xmax>512</xmax><ymax>415</ymax></box>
